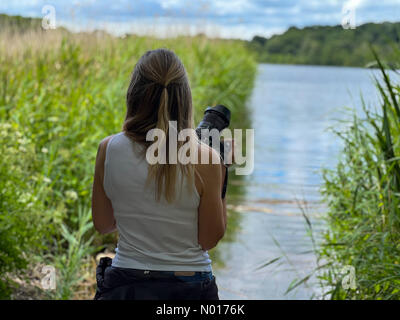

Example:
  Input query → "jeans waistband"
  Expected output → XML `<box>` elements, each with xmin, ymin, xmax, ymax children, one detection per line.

<box><xmin>160</xmin><ymin>271</ymin><xmax>213</xmax><ymax>282</ymax></box>
<box><xmin>111</xmin><ymin>266</ymin><xmax>213</xmax><ymax>282</ymax></box>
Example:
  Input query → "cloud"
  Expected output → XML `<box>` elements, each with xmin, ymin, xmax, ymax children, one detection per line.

<box><xmin>0</xmin><ymin>0</ymin><xmax>399</xmax><ymax>39</ymax></box>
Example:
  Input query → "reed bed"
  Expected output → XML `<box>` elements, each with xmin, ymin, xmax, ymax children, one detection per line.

<box><xmin>316</xmin><ymin>48</ymin><xmax>400</xmax><ymax>299</ymax></box>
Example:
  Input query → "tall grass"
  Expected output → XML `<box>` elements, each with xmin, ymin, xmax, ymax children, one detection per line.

<box><xmin>316</xmin><ymin>47</ymin><xmax>400</xmax><ymax>299</ymax></box>
<box><xmin>0</xmin><ymin>27</ymin><xmax>257</xmax><ymax>299</ymax></box>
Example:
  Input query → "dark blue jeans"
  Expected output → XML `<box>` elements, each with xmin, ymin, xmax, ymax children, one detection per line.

<box><xmin>94</xmin><ymin>257</ymin><xmax>219</xmax><ymax>300</ymax></box>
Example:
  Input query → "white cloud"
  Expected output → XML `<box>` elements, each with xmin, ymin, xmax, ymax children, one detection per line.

<box><xmin>345</xmin><ymin>0</ymin><xmax>363</xmax><ymax>9</ymax></box>
<box><xmin>158</xmin><ymin>0</ymin><xmax>183</xmax><ymax>9</ymax></box>
<box><xmin>212</xmin><ymin>0</ymin><xmax>256</xmax><ymax>15</ymax></box>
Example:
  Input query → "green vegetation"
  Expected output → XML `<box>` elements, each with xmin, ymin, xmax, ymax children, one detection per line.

<box><xmin>248</xmin><ymin>22</ymin><xmax>400</xmax><ymax>67</ymax></box>
<box><xmin>316</xmin><ymin>47</ymin><xmax>400</xmax><ymax>299</ymax></box>
<box><xmin>0</xmin><ymin>13</ymin><xmax>42</xmax><ymax>32</ymax></box>
<box><xmin>0</xmin><ymin>15</ymin><xmax>257</xmax><ymax>299</ymax></box>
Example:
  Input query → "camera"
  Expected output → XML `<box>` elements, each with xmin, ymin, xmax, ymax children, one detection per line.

<box><xmin>195</xmin><ymin>104</ymin><xmax>231</xmax><ymax>163</ymax></box>
<box><xmin>195</xmin><ymin>104</ymin><xmax>231</xmax><ymax>198</ymax></box>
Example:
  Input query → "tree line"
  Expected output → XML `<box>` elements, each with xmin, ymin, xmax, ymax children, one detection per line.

<box><xmin>247</xmin><ymin>22</ymin><xmax>400</xmax><ymax>67</ymax></box>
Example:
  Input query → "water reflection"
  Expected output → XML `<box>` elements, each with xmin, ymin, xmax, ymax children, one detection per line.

<box><xmin>211</xmin><ymin>63</ymin><xmax>386</xmax><ymax>299</ymax></box>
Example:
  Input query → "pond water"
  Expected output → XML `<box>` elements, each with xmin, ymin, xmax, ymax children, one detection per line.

<box><xmin>211</xmin><ymin>63</ymin><xmax>387</xmax><ymax>299</ymax></box>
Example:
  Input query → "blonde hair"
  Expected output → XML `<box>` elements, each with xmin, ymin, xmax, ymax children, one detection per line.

<box><xmin>123</xmin><ymin>48</ymin><xmax>196</xmax><ymax>203</ymax></box>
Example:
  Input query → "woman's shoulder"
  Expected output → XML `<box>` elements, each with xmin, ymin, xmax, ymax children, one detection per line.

<box><xmin>194</xmin><ymin>143</ymin><xmax>223</xmax><ymax>184</ymax></box>
<box><xmin>100</xmin><ymin>132</ymin><xmax>125</xmax><ymax>146</ymax></box>
<box><xmin>196</xmin><ymin>142</ymin><xmax>222</xmax><ymax>166</ymax></box>
<box><xmin>194</xmin><ymin>143</ymin><xmax>224</xmax><ymax>197</ymax></box>
<box><xmin>99</xmin><ymin>134</ymin><xmax>115</xmax><ymax>148</ymax></box>
<box><xmin>97</xmin><ymin>133</ymin><xmax>122</xmax><ymax>156</ymax></box>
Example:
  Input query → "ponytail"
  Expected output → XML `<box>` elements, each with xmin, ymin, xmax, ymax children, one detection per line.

<box><xmin>147</xmin><ymin>84</ymin><xmax>178</xmax><ymax>203</ymax></box>
<box><xmin>125</xmin><ymin>48</ymin><xmax>195</xmax><ymax>203</ymax></box>
<box><xmin>157</xmin><ymin>86</ymin><xmax>169</xmax><ymax>141</ymax></box>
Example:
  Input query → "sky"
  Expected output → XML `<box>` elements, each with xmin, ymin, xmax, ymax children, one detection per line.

<box><xmin>1</xmin><ymin>0</ymin><xmax>400</xmax><ymax>39</ymax></box>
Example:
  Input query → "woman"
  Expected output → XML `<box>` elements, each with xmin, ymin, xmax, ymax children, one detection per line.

<box><xmin>91</xmin><ymin>48</ymin><xmax>227</xmax><ymax>300</ymax></box>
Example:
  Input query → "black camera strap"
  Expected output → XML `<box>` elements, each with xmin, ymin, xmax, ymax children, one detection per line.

<box><xmin>222</xmin><ymin>165</ymin><xmax>228</xmax><ymax>199</ymax></box>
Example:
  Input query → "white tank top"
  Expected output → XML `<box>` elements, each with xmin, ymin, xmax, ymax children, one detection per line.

<box><xmin>104</xmin><ymin>132</ymin><xmax>212</xmax><ymax>271</ymax></box>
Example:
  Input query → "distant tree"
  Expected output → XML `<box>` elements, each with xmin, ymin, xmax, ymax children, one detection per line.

<box><xmin>247</xmin><ymin>22</ymin><xmax>400</xmax><ymax>67</ymax></box>
<box><xmin>252</xmin><ymin>35</ymin><xmax>267</xmax><ymax>46</ymax></box>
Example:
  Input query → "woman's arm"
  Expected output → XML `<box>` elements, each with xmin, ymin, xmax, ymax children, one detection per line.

<box><xmin>195</xmin><ymin>145</ymin><xmax>227</xmax><ymax>251</ymax></box>
<box><xmin>91</xmin><ymin>136</ymin><xmax>117</xmax><ymax>235</ymax></box>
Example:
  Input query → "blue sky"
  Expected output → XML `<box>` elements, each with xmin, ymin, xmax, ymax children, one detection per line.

<box><xmin>1</xmin><ymin>0</ymin><xmax>400</xmax><ymax>39</ymax></box>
